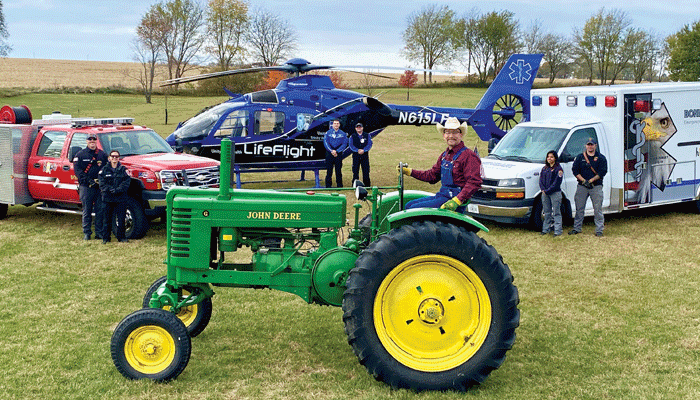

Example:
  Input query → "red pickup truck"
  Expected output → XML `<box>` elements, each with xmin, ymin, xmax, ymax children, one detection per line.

<box><xmin>0</xmin><ymin>108</ymin><xmax>220</xmax><ymax>239</ymax></box>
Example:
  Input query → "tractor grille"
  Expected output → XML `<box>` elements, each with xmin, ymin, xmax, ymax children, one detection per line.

<box><xmin>169</xmin><ymin>208</ymin><xmax>193</xmax><ymax>258</ymax></box>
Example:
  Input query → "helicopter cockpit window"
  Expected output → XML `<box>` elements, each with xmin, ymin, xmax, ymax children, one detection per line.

<box><xmin>214</xmin><ymin>110</ymin><xmax>249</xmax><ymax>137</ymax></box>
<box><xmin>254</xmin><ymin>111</ymin><xmax>285</xmax><ymax>136</ymax></box>
<box><xmin>171</xmin><ymin>102</ymin><xmax>232</xmax><ymax>141</ymax></box>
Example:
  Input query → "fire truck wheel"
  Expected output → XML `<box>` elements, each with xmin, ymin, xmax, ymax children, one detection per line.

<box><xmin>143</xmin><ymin>276</ymin><xmax>212</xmax><ymax>338</ymax></box>
<box><xmin>123</xmin><ymin>197</ymin><xmax>148</xmax><ymax>240</ymax></box>
<box><xmin>342</xmin><ymin>220</ymin><xmax>519</xmax><ymax>391</ymax></box>
<box><xmin>111</xmin><ymin>308</ymin><xmax>191</xmax><ymax>382</ymax></box>
<box><xmin>0</xmin><ymin>204</ymin><xmax>7</xmax><ymax>219</ymax></box>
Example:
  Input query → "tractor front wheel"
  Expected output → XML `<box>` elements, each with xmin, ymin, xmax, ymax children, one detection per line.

<box><xmin>342</xmin><ymin>221</ymin><xmax>519</xmax><ymax>391</ymax></box>
<box><xmin>111</xmin><ymin>308</ymin><xmax>191</xmax><ymax>382</ymax></box>
<box><xmin>143</xmin><ymin>276</ymin><xmax>213</xmax><ymax>337</ymax></box>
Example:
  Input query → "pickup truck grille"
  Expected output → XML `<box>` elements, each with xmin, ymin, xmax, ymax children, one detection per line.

<box><xmin>164</xmin><ymin>166</ymin><xmax>220</xmax><ymax>188</ymax></box>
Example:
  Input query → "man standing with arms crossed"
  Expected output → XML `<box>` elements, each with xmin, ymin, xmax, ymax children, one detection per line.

<box><xmin>73</xmin><ymin>134</ymin><xmax>107</xmax><ymax>240</ymax></box>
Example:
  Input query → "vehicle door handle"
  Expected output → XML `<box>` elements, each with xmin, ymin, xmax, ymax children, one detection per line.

<box><xmin>33</xmin><ymin>163</ymin><xmax>40</xmax><ymax>168</ymax></box>
<box><xmin>63</xmin><ymin>165</ymin><xmax>71</xmax><ymax>171</ymax></box>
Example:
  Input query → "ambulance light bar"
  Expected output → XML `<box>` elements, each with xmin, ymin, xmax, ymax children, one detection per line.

<box><xmin>32</xmin><ymin>117</ymin><xmax>134</xmax><ymax>127</ymax></box>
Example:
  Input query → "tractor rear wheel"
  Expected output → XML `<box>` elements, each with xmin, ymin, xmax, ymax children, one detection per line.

<box><xmin>143</xmin><ymin>276</ymin><xmax>212</xmax><ymax>337</ymax></box>
<box><xmin>111</xmin><ymin>308</ymin><xmax>191</xmax><ymax>382</ymax></box>
<box><xmin>342</xmin><ymin>220</ymin><xmax>519</xmax><ymax>391</ymax></box>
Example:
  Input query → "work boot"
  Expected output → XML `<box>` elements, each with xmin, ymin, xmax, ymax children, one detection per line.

<box><xmin>568</xmin><ymin>229</ymin><xmax>580</xmax><ymax>235</ymax></box>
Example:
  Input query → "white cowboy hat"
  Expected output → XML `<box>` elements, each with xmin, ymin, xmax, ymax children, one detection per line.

<box><xmin>436</xmin><ymin>117</ymin><xmax>468</xmax><ymax>135</ymax></box>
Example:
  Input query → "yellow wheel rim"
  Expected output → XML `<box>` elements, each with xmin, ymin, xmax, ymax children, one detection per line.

<box><xmin>163</xmin><ymin>289</ymin><xmax>198</xmax><ymax>328</ymax></box>
<box><xmin>373</xmin><ymin>255</ymin><xmax>492</xmax><ymax>372</ymax></box>
<box><xmin>124</xmin><ymin>325</ymin><xmax>176</xmax><ymax>374</ymax></box>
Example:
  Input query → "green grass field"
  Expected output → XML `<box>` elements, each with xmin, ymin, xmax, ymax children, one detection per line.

<box><xmin>1</xmin><ymin>90</ymin><xmax>700</xmax><ymax>399</ymax></box>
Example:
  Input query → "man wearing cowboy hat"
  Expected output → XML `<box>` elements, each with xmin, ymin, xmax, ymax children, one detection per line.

<box><xmin>400</xmin><ymin>117</ymin><xmax>482</xmax><ymax>211</ymax></box>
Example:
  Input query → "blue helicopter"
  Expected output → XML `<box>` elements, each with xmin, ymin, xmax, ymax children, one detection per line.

<box><xmin>163</xmin><ymin>53</ymin><xmax>542</xmax><ymax>170</ymax></box>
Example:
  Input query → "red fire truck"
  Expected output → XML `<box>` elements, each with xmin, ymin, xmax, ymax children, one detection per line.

<box><xmin>0</xmin><ymin>106</ymin><xmax>220</xmax><ymax>239</ymax></box>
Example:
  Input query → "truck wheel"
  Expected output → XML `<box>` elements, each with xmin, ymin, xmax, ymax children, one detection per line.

<box><xmin>123</xmin><ymin>197</ymin><xmax>148</xmax><ymax>239</ymax></box>
<box><xmin>143</xmin><ymin>276</ymin><xmax>212</xmax><ymax>337</ymax></box>
<box><xmin>0</xmin><ymin>204</ymin><xmax>7</xmax><ymax>219</ymax></box>
<box><xmin>111</xmin><ymin>308</ymin><xmax>191</xmax><ymax>382</ymax></box>
<box><xmin>342</xmin><ymin>221</ymin><xmax>519</xmax><ymax>391</ymax></box>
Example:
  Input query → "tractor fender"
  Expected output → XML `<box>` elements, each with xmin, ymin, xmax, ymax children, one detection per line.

<box><xmin>387</xmin><ymin>207</ymin><xmax>489</xmax><ymax>233</ymax></box>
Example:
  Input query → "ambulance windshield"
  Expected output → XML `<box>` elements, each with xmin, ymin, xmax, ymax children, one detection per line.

<box><xmin>488</xmin><ymin>125</ymin><xmax>569</xmax><ymax>163</ymax></box>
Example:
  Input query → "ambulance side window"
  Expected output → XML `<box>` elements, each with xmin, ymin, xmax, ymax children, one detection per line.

<box><xmin>561</xmin><ymin>128</ymin><xmax>597</xmax><ymax>162</ymax></box>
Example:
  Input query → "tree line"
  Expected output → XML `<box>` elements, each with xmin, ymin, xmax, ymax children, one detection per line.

<box><xmin>131</xmin><ymin>2</ymin><xmax>700</xmax><ymax>101</ymax></box>
<box><xmin>403</xmin><ymin>5</ymin><xmax>700</xmax><ymax>86</ymax></box>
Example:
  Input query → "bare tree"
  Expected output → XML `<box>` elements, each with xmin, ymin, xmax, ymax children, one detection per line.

<box><xmin>402</xmin><ymin>4</ymin><xmax>457</xmax><ymax>84</ymax></box>
<box><xmin>206</xmin><ymin>0</ymin><xmax>248</xmax><ymax>71</ymax></box>
<box><xmin>522</xmin><ymin>19</ymin><xmax>544</xmax><ymax>54</ymax></box>
<box><xmin>130</xmin><ymin>6</ymin><xmax>169</xmax><ymax>103</ymax></box>
<box><xmin>626</xmin><ymin>29</ymin><xmax>657</xmax><ymax>83</ymax></box>
<box><xmin>454</xmin><ymin>7</ymin><xmax>480</xmax><ymax>82</ymax></box>
<box><xmin>159</xmin><ymin>0</ymin><xmax>207</xmax><ymax>83</ymax></box>
<box><xmin>0</xmin><ymin>1</ymin><xmax>10</xmax><ymax>57</ymax></box>
<box><xmin>538</xmin><ymin>33</ymin><xmax>573</xmax><ymax>83</ymax></box>
<box><xmin>245</xmin><ymin>8</ymin><xmax>297</xmax><ymax>66</ymax></box>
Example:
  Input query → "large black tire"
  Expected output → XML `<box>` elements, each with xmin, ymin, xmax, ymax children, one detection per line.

<box><xmin>342</xmin><ymin>220</ymin><xmax>519</xmax><ymax>391</ymax></box>
<box><xmin>143</xmin><ymin>276</ymin><xmax>212</xmax><ymax>338</ymax></box>
<box><xmin>111</xmin><ymin>308</ymin><xmax>191</xmax><ymax>382</ymax></box>
<box><xmin>0</xmin><ymin>203</ymin><xmax>7</xmax><ymax>219</ymax></box>
<box><xmin>123</xmin><ymin>196</ymin><xmax>149</xmax><ymax>239</ymax></box>
<box><xmin>530</xmin><ymin>197</ymin><xmax>543</xmax><ymax>231</ymax></box>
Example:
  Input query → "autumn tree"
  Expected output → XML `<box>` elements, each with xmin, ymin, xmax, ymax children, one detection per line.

<box><xmin>132</xmin><ymin>5</ymin><xmax>169</xmax><ymax>103</ymax></box>
<box><xmin>402</xmin><ymin>4</ymin><xmax>457</xmax><ymax>84</ymax></box>
<box><xmin>256</xmin><ymin>70</ymin><xmax>286</xmax><ymax>90</ymax></box>
<box><xmin>399</xmin><ymin>70</ymin><xmax>418</xmax><ymax>100</ymax></box>
<box><xmin>245</xmin><ymin>8</ymin><xmax>297</xmax><ymax>66</ymax></box>
<box><xmin>667</xmin><ymin>21</ymin><xmax>700</xmax><ymax>81</ymax></box>
<box><xmin>206</xmin><ymin>0</ymin><xmax>248</xmax><ymax>71</ymax></box>
<box><xmin>328</xmin><ymin>71</ymin><xmax>346</xmax><ymax>89</ymax></box>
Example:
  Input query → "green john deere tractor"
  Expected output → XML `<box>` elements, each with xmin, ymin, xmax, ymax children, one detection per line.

<box><xmin>110</xmin><ymin>138</ymin><xmax>519</xmax><ymax>391</ymax></box>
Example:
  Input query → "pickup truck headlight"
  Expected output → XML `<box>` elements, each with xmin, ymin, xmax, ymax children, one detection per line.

<box><xmin>497</xmin><ymin>178</ymin><xmax>525</xmax><ymax>187</ymax></box>
<box><xmin>158</xmin><ymin>171</ymin><xmax>179</xmax><ymax>191</ymax></box>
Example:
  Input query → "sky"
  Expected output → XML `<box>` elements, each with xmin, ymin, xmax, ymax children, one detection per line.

<box><xmin>5</xmin><ymin>0</ymin><xmax>700</xmax><ymax>69</ymax></box>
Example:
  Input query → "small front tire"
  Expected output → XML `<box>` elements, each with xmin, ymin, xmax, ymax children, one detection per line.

<box><xmin>143</xmin><ymin>276</ymin><xmax>213</xmax><ymax>338</ymax></box>
<box><xmin>111</xmin><ymin>308</ymin><xmax>191</xmax><ymax>382</ymax></box>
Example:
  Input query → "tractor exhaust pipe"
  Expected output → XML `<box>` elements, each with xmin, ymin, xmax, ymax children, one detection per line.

<box><xmin>219</xmin><ymin>138</ymin><xmax>232</xmax><ymax>199</ymax></box>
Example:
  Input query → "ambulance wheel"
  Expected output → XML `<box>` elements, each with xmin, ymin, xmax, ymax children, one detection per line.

<box><xmin>0</xmin><ymin>204</ymin><xmax>7</xmax><ymax>219</ymax></box>
<box><xmin>143</xmin><ymin>276</ymin><xmax>212</xmax><ymax>338</ymax></box>
<box><xmin>343</xmin><ymin>221</ymin><xmax>519</xmax><ymax>391</ymax></box>
<box><xmin>111</xmin><ymin>308</ymin><xmax>191</xmax><ymax>382</ymax></box>
<box><xmin>124</xmin><ymin>196</ymin><xmax>148</xmax><ymax>239</ymax></box>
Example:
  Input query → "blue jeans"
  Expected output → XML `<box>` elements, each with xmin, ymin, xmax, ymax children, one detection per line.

<box><xmin>542</xmin><ymin>191</ymin><xmax>562</xmax><ymax>235</ymax></box>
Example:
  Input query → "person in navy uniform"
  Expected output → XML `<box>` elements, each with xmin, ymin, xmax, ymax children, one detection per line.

<box><xmin>349</xmin><ymin>122</ymin><xmax>372</xmax><ymax>186</ymax></box>
<box><xmin>73</xmin><ymin>133</ymin><xmax>108</xmax><ymax>240</ymax></box>
<box><xmin>323</xmin><ymin>118</ymin><xmax>348</xmax><ymax>188</ymax></box>
<box><xmin>99</xmin><ymin>150</ymin><xmax>131</xmax><ymax>243</ymax></box>
<box><xmin>539</xmin><ymin>150</ymin><xmax>564</xmax><ymax>236</ymax></box>
<box><xmin>569</xmin><ymin>137</ymin><xmax>607</xmax><ymax>237</ymax></box>
<box><xmin>401</xmin><ymin>117</ymin><xmax>482</xmax><ymax>211</ymax></box>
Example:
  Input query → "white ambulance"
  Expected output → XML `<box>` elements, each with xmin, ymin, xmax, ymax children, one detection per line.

<box><xmin>467</xmin><ymin>82</ymin><xmax>700</xmax><ymax>230</ymax></box>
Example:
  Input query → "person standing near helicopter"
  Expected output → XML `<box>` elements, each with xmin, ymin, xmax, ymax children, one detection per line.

<box><xmin>324</xmin><ymin>118</ymin><xmax>348</xmax><ymax>188</ymax></box>
<box><xmin>349</xmin><ymin>122</ymin><xmax>372</xmax><ymax>186</ymax></box>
